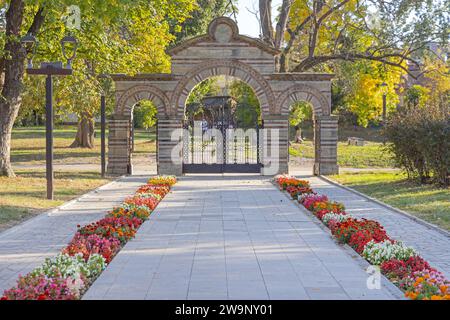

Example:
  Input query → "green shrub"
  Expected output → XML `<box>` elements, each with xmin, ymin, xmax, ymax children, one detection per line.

<box><xmin>383</xmin><ymin>96</ymin><xmax>449</xmax><ymax>186</ymax></box>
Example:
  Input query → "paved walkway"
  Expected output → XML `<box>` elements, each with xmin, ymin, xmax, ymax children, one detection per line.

<box><xmin>302</xmin><ymin>175</ymin><xmax>450</xmax><ymax>279</ymax></box>
<box><xmin>0</xmin><ymin>176</ymin><xmax>147</xmax><ymax>294</ymax></box>
<box><xmin>84</xmin><ymin>175</ymin><xmax>399</xmax><ymax>300</ymax></box>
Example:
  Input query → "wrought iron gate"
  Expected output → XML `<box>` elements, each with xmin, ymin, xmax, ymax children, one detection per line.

<box><xmin>182</xmin><ymin>101</ymin><xmax>262</xmax><ymax>173</ymax></box>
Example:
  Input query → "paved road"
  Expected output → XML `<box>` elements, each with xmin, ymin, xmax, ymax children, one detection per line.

<box><xmin>0</xmin><ymin>176</ymin><xmax>147</xmax><ymax>294</ymax></box>
<box><xmin>84</xmin><ymin>175</ymin><xmax>399</xmax><ymax>300</ymax></box>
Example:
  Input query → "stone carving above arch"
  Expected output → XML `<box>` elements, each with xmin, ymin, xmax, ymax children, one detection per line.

<box><xmin>116</xmin><ymin>84</ymin><xmax>171</xmax><ymax>117</ymax></box>
<box><xmin>207</xmin><ymin>16</ymin><xmax>239</xmax><ymax>42</ymax></box>
<box><xmin>171</xmin><ymin>59</ymin><xmax>276</xmax><ymax>118</ymax></box>
<box><xmin>277</xmin><ymin>84</ymin><xmax>330</xmax><ymax>116</ymax></box>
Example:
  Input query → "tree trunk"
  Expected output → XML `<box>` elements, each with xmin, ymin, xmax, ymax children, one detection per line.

<box><xmin>70</xmin><ymin>116</ymin><xmax>95</xmax><ymax>148</ymax></box>
<box><xmin>295</xmin><ymin>127</ymin><xmax>302</xmax><ymax>143</ymax></box>
<box><xmin>0</xmin><ymin>0</ymin><xmax>26</xmax><ymax>177</ymax></box>
<box><xmin>279</xmin><ymin>52</ymin><xmax>288</xmax><ymax>72</ymax></box>
<box><xmin>0</xmin><ymin>114</ymin><xmax>17</xmax><ymax>177</ymax></box>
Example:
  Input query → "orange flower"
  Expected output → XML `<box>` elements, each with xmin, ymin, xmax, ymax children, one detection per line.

<box><xmin>431</xmin><ymin>295</ymin><xmax>443</xmax><ymax>300</ymax></box>
<box><xmin>440</xmin><ymin>285</ymin><xmax>448</xmax><ymax>294</ymax></box>
<box><xmin>406</xmin><ymin>291</ymin><xmax>417</xmax><ymax>299</ymax></box>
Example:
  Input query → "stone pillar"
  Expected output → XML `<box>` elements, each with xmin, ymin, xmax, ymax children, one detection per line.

<box><xmin>313</xmin><ymin>115</ymin><xmax>339</xmax><ymax>175</ymax></box>
<box><xmin>261</xmin><ymin>115</ymin><xmax>289</xmax><ymax>175</ymax></box>
<box><xmin>107</xmin><ymin>117</ymin><xmax>131</xmax><ymax>176</ymax></box>
<box><xmin>157</xmin><ymin>118</ymin><xmax>183</xmax><ymax>176</ymax></box>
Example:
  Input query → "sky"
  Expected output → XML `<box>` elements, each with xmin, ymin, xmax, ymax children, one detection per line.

<box><xmin>235</xmin><ymin>0</ymin><xmax>282</xmax><ymax>38</ymax></box>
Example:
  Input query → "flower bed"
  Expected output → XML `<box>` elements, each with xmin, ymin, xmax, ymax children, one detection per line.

<box><xmin>275</xmin><ymin>174</ymin><xmax>449</xmax><ymax>300</ymax></box>
<box><xmin>1</xmin><ymin>175</ymin><xmax>176</xmax><ymax>300</ymax></box>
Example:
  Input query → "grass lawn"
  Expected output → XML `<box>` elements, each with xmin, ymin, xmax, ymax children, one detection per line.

<box><xmin>289</xmin><ymin>126</ymin><xmax>395</xmax><ymax>168</ymax></box>
<box><xmin>2</xmin><ymin>125</ymin><xmax>157</xmax><ymax>231</ymax></box>
<box><xmin>11</xmin><ymin>126</ymin><xmax>156</xmax><ymax>165</ymax></box>
<box><xmin>290</xmin><ymin>140</ymin><xmax>395</xmax><ymax>168</ymax></box>
<box><xmin>329</xmin><ymin>171</ymin><xmax>450</xmax><ymax>231</ymax></box>
<box><xmin>0</xmin><ymin>170</ymin><xmax>111</xmax><ymax>231</ymax></box>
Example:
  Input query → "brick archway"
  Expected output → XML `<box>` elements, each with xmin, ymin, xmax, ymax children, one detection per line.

<box><xmin>171</xmin><ymin>59</ymin><xmax>276</xmax><ymax>118</ymax></box>
<box><xmin>115</xmin><ymin>84</ymin><xmax>171</xmax><ymax>118</ymax></box>
<box><xmin>277</xmin><ymin>84</ymin><xmax>330</xmax><ymax>116</ymax></box>
<box><xmin>107</xmin><ymin>17</ymin><xmax>338</xmax><ymax>176</ymax></box>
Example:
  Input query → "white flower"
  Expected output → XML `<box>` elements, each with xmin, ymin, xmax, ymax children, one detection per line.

<box><xmin>31</xmin><ymin>253</ymin><xmax>106</xmax><ymax>281</ymax></box>
<box><xmin>322</xmin><ymin>213</ymin><xmax>350</xmax><ymax>226</ymax></box>
<box><xmin>362</xmin><ymin>240</ymin><xmax>417</xmax><ymax>265</ymax></box>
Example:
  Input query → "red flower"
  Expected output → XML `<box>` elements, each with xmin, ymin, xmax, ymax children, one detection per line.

<box><xmin>331</xmin><ymin>218</ymin><xmax>389</xmax><ymax>245</ymax></box>
<box><xmin>381</xmin><ymin>256</ymin><xmax>435</xmax><ymax>281</ymax></box>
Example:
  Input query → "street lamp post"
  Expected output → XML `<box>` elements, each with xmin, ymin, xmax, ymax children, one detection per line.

<box><xmin>98</xmin><ymin>74</ymin><xmax>109</xmax><ymax>178</ymax></box>
<box><xmin>21</xmin><ymin>34</ymin><xmax>78</xmax><ymax>200</ymax></box>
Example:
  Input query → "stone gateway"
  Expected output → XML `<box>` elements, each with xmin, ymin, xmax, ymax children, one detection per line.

<box><xmin>107</xmin><ymin>17</ymin><xmax>338</xmax><ymax>176</ymax></box>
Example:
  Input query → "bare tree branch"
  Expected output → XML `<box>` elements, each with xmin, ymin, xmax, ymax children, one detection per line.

<box><xmin>259</xmin><ymin>0</ymin><xmax>274</xmax><ymax>45</ymax></box>
<box><xmin>274</xmin><ymin>0</ymin><xmax>292</xmax><ymax>49</ymax></box>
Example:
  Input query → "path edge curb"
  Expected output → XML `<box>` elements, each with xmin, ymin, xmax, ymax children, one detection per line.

<box><xmin>318</xmin><ymin>175</ymin><xmax>450</xmax><ymax>239</ymax></box>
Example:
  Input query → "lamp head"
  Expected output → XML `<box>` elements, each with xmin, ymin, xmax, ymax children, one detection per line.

<box><xmin>61</xmin><ymin>35</ymin><xmax>78</xmax><ymax>69</ymax></box>
<box><xmin>20</xmin><ymin>33</ymin><xmax>37</xmax><ymax>68</ymax></box>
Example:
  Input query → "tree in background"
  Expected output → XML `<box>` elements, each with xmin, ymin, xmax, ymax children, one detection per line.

<box><xmin>133</xmin><ymin>100</ymin><xmax>158</xmax><ymax>130</ymax></box>
<box><xmin>334</xmin><ymin>60</ymin><xmax>401</xmax><ymax>127</ymax></box>
<box><xmin>171</xmin><ymin>0</ymin><xmax>238</xmax><ymax>44</ymax></box>
<box><xmin>289</xmin><ymin>101</ymin><xmax>312</xmax><ymax>142</ymax></box>
<box><xmin>257</xmin><ymin>0</ymin><xmax>448</xmax><ymax>126</ymax></box>
<box><xmin>0</xmin><ymin>0</ymin><xmax>195</xmax><ymax>177</ymax></box>
<box><xmin>229</xmin><ymin>79</ymin><xmax>261</xmax><ymax>128</ymax></box>
<box><xmin>259</xmin><ymin>0</ymin><xmax>448</xmax><ymax>74</ymax></box>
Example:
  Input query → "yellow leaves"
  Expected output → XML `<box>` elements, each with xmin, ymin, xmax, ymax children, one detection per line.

<box><xmin>421</xmin><ymin>55</ymin><xmax>450</xmax><ymax>95</ymax></box>
<box><xmin>345</xmin><ymin>60</ymin><xmax>402</xmax><ymax>126</ymax></box>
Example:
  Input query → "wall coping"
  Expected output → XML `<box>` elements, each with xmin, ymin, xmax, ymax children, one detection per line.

<box><xmin>268</xmin><ymin>73</ymin><xmax>334</xmax><ymax>81</ymax></box>
<box><xmin>110</xmin><ymin>73</ymin><xmax>177</xmax><ymax>81</ymax></box>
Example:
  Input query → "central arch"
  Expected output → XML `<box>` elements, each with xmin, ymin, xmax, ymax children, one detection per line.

<box><xmin>172</xmin><ymin>59</ymin><xmax>276</xmax><ymax>118</ymax></box>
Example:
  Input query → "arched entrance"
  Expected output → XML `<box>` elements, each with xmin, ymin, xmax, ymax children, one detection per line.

<box><xmin>107</xmin><ymin>17</ymin><xmax>338</xmax><ymax>176</ymax></box>
<box><xmin>182</xmin><ymin>76</ymin><xmax>263</xmax><ymax>173</ymax></box>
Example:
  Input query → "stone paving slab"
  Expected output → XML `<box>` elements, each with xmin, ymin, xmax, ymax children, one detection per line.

<box><xmin>84</xmin><ymin>175</ymin><xmax>399</xmax><ymax>300</ymax></box>
<box><xmin>0</xmin><ymin>176</ymin><xmax>147</xmax><ymax>294</ymax></box>
<box><xmin>301</xmin><ymin>175</ymin><xmax>450</xmax><ymax>280</ymax></box>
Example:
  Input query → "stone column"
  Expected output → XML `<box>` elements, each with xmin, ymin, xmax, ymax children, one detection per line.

<box><xmin>157</xmin><ymin>118</ymin><xmax>183</xmax><ymax>176</ymax></box>
<box><xmin>313</xmin><ymin>115</ymin><xmax>339</xmax><ymax>175</ymax></box>
<box><xmin>107</xmin><ymin>117</ymin><xmax>131</xmax><ymax>175</ymax></box>
<box><xmin>261</xmin><ymin>115</ymin><xmax>289</xmax><ymax>175</ymax></box>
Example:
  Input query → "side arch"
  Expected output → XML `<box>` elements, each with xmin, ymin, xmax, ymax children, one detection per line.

<box><xmin>277</xmin><ymin>84</ymin><xmax>330</xmax><ymax>116</ymax></box>
<box><xmin>115</xmin><ymin>84</ymin><xmax>170</xmax><ymax>118</ymax></box>
<box><xmin>171</xmin><ymin>59</ymin><xmax>276</xmax><ymax>118</ymax></box>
